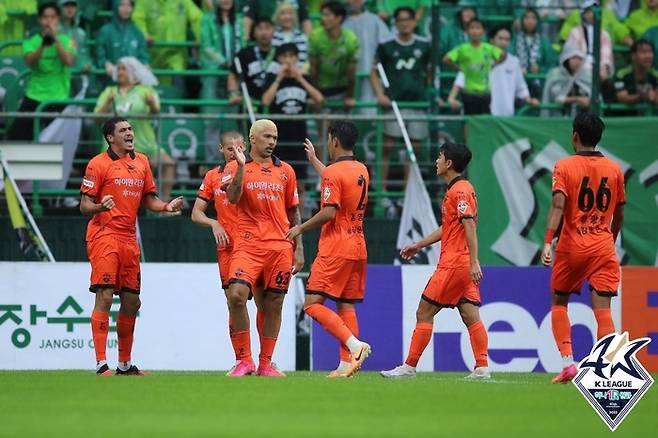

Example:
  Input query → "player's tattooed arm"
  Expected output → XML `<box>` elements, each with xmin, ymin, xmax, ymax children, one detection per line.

<box><xmin>611</xmin><ymin>204</ymin><xmax>625</xmax><ymax>242</ymax></box>
<box><xmin>288</xmin><ymin>206</ymin><xmax>305</xmax><ymax>274</ymax></box>
<box><xmin>462</xmin><ymin>219</ymin><xmax>482</xmax><ymax>285</ymax></box>
<box><xmin>541</xmin><ymin>192</ymin><xmax>566</xmax><ymax>266</ymax></box>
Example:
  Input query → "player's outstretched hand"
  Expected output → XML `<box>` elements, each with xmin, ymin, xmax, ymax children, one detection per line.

<box><xmin>400</xmin><ymin>242</ymin><xmax>421</xmax><ymax>260</ymax></box>
<box><xmin>303</xmin><ymin>138</ymin><xmax>317</xmax><ymax>162</ymax></box>
<box><xmin>212</xmin><ymin>222</ymin><xmax>230</xmax><ymax>248</ymax></box>
<box><xmin>470</xmin><ymin>260</ymin><xmax>482</xmax><ymax>285</ymax></box>
<box><xmin>292</xmin><ymin>244</ymin><xmax>304</xmax><ymax>275</ymax></box>
<box><xmin>541</xmin><ymin>243</ymin><xmax>552</xmax><ymax>266</ymax></box>
<box><xmin>285</xmin><ymin>225</ymin><xmax>302</xmax><ymax>242</ymax></box>
<box><xmin>234</xmin><ymin>144</ymin><xmax>246</xmax><ymax>166</ymax></box>
<box><xmin>165</xmin><ymin>196</ymin><xmax>184</xmax><ymax>212</ymax></box>
<box><xmin>100</xmin><ymin>195</ymin><xmax>115</xmax><ymax>211</ymax></box>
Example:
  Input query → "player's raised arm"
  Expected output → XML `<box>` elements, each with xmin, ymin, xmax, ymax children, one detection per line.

<box><xmin>462</xmin><ymin>219</ymin><xmax>482</xmax><ymax>285</ymax></box>
<box><xmin>80</xmin><ymin>194</ymin><xmax>115</xmax><ymax>216</ymax></box>
<box><xmin>541</xmin><ymin>192</ymin><xmax>566</xmax><ymax>266</ymax></box>
<box><xmin>399</xmin><ymin>227</ymin><xmax>442</xmax><ymax>260</ymax></box>
<box><xmin>225</xmin><ymin>145</ymin><xmax>246</xmax><ymax>203</ymax></box>
<box><xmin>304</xmin><ymin>138</ymin><xmax>326</xmax><ymax>175</ymax></box>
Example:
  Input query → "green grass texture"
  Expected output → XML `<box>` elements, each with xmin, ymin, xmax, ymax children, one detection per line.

<box><xmin>0</xmin><ymin>371</ymin><xmax>656</xmax><ymax>437</ymax></box>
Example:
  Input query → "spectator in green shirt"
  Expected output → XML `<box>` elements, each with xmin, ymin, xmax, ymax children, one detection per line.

<box><xmin>58</xmin><ymin>0</ymin><xmax>91</xmax><ymax>71</ymax></box>
<box><xmin>132</xmin><ymin>0</ymin><xmax>202</xmax><ymax>83</ymax></box>
<box><xmin>96</xmin><ymin>0</ymin><xmax>150</xmax><ymax>78</ymax></box>
<box><xmin>7</xmin><ymin>2</ymin><xmax>75</xmax><ymax>140</ymax></box>
<box><xmin>376</xmin><ymin>0</ymin><xmax>429</xmax><ymax>34</ymax></box>
<box><xmin>444</xmin><ymin>18</ymin><xmax>503</xmax><ymax>114</ymax></box>
<box><xmin>626</xmin><ymin>0</ymin><xmax>658</xmax><ymax>40</ymax></box>
<box><xmin>308</xmin><ymin>1</ymin><xmax>359</xmax><ymax>108</ymax></box>
<box><xmin>642</xmin><ymin>25</ymin><xmax>658</xmax><ymax>69</ymax></box>
<box><xmin>614</xmin><ymin>39</ymin><xmax>658</xmax><ymax>113</ymax></box>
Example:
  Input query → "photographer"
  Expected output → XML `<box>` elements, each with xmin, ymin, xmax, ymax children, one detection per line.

<box><xmin>7</xmin><ymin>2</ymin><xmax>76</xmax><ymax>140</ymax></box>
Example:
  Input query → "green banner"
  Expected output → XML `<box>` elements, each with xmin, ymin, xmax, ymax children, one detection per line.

<box><xmin>467</xmin><ymin>116</ymin><xmax>658</xmax><ymax>266</ymax></box>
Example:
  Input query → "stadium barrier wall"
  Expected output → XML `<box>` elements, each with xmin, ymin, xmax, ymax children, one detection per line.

<box><xmin>310</xmin><ymin>266</ymin><xmax>658</xmax><ymax>373</ymax></box>
<box><xmin>0</xmin><ymin>262</ymin><xmax>296</xmax><ymax>371</ymax></box>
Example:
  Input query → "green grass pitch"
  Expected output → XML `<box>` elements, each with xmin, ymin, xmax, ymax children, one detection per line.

<box><xmin>1</xmin><ymin>371</ymin><xmax>656</xmax><ymax>437</ymax></box>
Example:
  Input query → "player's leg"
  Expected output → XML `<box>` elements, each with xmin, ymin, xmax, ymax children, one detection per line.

<box><xmin>115</xmin><ymin>291</ymin><xmax>144</xmax><ymax>375</ymax></box>
<box><xmin>334</xmin><ymin>302</ymin><xmax>358</xmax><ymax>377</ymax></box>
<box><xmin>589</xmin><ymin>254</ymin><xmax>620</xmax><ymax>339</ymax></box>
<box><xmin>225</xmin><ymin>281</ymin><xmax>255</xmax><ymax>375</ymax></box>
<box><xmin>253</xmin><ymin>285</ymin><xmax>266</xmax><ymax>348</ymax></box>
<box><xmin>458</xmin><ymin>301</ymin><xmax>490</xmax><ymax>380</ymax></box>
<box><xmin>550</xmin><ymin>253</ymin><xmax>584</xmax><ymax>383</ymax></box>
<box><xmin>91</xmin><ymin>288</ymin><xmax>114</xmax><ymax>376</ymax></box>
<box><xmin>87</xmin><ymin>236</ymin><xmax>119</xmax><ymax>376</ymax></box>
<box><xmin>305</xmin><ymin>257</ymin><xmax>370</xmax><ymax>377</ymax></box>
<box><xmin>381</xmin><ymin>298</ymin><xmax>440</xmax><ymax>378</ymax></box>
<box><xmin>591</xmin><ymin>292</ymin><xmax>615</xmax><ymax>338</ymax></box>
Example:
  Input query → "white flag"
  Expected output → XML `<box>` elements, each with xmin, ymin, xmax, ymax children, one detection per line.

<box><xmin>395</xmin><ymin>163</ymin><xmax>440</xmax><ymax>265</ymax></box>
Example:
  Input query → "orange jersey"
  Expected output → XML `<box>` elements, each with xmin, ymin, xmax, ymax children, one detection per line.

<box><xmin>317</xmin><ymin>156</ymin><xmax>369</xmax><ymax>260</ymax></box>
<box><xmin>197</xmin><ymin>164</ymin><xmax>239</xmax><ymax>250</ymax></box>
<box><xmin>439</xmin><ymin>176</ymin><xmax>478</xmax><ymax>268</ymax></box>
<box><xmin>552</xmin><ymin>151</ymin><xmax>626</xmax><ymax>255</ymax></box>
<box><xmin>222</xmin><ymin>155</ymin><xmax>299</xmax><ymax>250</ymax></box>
<box><xmin>80</xmin><ymin>149</ymin><xmax>156</xmax><ymax>242</ymax></box>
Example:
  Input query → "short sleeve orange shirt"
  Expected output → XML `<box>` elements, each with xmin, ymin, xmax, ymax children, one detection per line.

<box><xmin>222</xmin><ymin>155</ymin><xmax>299</xmax><ymax>250</ymax></box>
<box><xmin>317</xmin><ymin>156</ymin><xmax>369</xmax><ymax>260</ymax></box>
<box><xmin>439</xmin><ymin>176</ymin><xmax>478</xmax><ymax>268</ymax></box>
<box><xmin>80</xmin><ymin>149</ymin><xmax>156</xmax><ymax>241</ymax></box>
<box><xmin>552</xmin><ymin>151</ymin><xmax>626</xmax><ymax>255</ymax></box>
<box><xmin>197</xmin><ymin>164</ymin><xmax>239</xmax><ymax>251</ymax></box>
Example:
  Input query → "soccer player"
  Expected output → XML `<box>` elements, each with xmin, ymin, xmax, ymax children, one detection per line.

<box><xmin>381</xmin><ymin>142</ymin><xmax>490</xmax><ymax>379</ymax></box>
<box><xmin>192</xmin><ymin>131</ymin><xmax>268</xmax><ymax>373</ymax></box>
<box><xmin>541</xmin><ymin>112</ymin><xmax>625</xmax><ymax>384</ymax></box>
<box><xmin>80</xmin><ymin>117</ymin><xmax>183</xmax><ymax>376</ymax></box>
<box><xmin>286</xmin><ymin>121</ymin><xmax>372</xmax><ymax>378</ymax></box>
<box><xmin>221</xmin><ymin>119</ymin><xmax>304</xmax><ymax>377</ymax></box>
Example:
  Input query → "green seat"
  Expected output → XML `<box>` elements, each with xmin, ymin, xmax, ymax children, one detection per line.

<box><xmin>0</xmin><ymin>57</ymin><xmax>25</xmax><ymax>96</ymax></box>
<box><xmin>159</xmin><ymin>116</ymin><xmax>205</xmax><ymax>182</ymax></box>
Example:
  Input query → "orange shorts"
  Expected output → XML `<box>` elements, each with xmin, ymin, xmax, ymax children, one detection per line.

<box><xmin>87</xmin><ymin>234</ymin><xmax>141</xmax><ymax>294</ymax></box>
<box><xmin>421</xmin><ymin>265</ymin><xmax>480</xmax><ymax>308</ymax></box>
<box><xmin>217</xmin><ymin>247</ymin><xmax>233</xmax><ymax>290</ymax></box>
<box><xmin>306</xmin><ymin>256</ymin><xmax>367</xmax><ymax>303</ymax></box>
<box><xmin>551</xmin><ymin>251</ymin><xmax>620</xmax><ymax>296</ymax></box>
<box><xmin>228</xmin><ymin>246</ymin><xmax>293</xmax><ymax>293</ymax></box>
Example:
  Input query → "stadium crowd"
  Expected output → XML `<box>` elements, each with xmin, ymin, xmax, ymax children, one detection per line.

<box><xmin>1</xmin><ymin>0</ymin><xmax>658</xmax><ymax>213</ymax></box>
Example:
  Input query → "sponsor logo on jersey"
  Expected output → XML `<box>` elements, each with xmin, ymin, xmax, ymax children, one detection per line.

<box><xmin>457</xmin><ymin>200</ymin><xmax>469</xmax><ymax>214</ymax></box>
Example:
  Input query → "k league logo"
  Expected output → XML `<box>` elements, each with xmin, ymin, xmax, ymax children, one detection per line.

<box><xmin>573</xmin><ymin>332</ymin><xmax>653</xmax><ymax>431</ymax></box>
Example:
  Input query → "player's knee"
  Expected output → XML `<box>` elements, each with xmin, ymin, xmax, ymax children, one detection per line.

<box><xmin>227</xmin><ymin>288</ymin><xmax>248</xmax><ymax>308</ymax></box>
<box><xmin>265</xmin><ymin>292</ymin><xmax>285</xmax><ymax>311</ymax></box>
<box><xmin>120</xmin><ymin>295</ymin><xmax>141</xmax><ymax>315</ymax></box>
<box><xmin>94</xmin><ymin>290</ymin><xmax>113</xmax><ymax>311</ymax></box>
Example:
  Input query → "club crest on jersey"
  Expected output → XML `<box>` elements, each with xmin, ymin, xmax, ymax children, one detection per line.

<box><xmin>457</xmin><ymin>200</ymin><xmax>469</xmax><ymax>214</ymax></box>
<box><xmin>323</xmin><ymin>187</ymin><xmax>331</xmax><ymax>202</ymax></box>
<box><xmin>280</xmin><ymin>171</ymin><xmax>288</xmax><ymax>181</ymax></box>
<box><xmin>573</xmin><ymin>332</ymin><xmax>653</xmax><ymax>431</ymax></box>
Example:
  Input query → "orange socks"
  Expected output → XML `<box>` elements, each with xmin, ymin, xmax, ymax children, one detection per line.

<box><xmin>467</xmin><ymin>320</ymin><xmax>489</xmax><ymax>368</ymax></box>
<box><xmin>91</xmin><ymin>310</ymin><xmax>109</xmax><ymax>362</ymax></box>
<box><xmin>231</xmin><ymin>330</ymin><xmax>252</xmax><ymax>362</ymax></box>
<box><xmin>338</xmin><ymin>308</ymin><xmax>359</xmax><ymax>362</ymax></box>
<box><xmin>259</xmin><ymin>336</ymin><xmax>277</xmax><ymax>368</ymax></box>
<box><xmin>594</xmin><ymin>308</ymin><xmax>615</xmax><ymax>339</ymax></box>
<box><xmin>405</xmin><ymin>322</ymin><xmax>433</xmax><ymax>367</ymax></box>
<box><xmin>304</xmin><ymin>303</ymin><xmax>353</xmax><ymax>344</ymax></box>
<box><xmin>117</xmin><ymin>313</ymin><xmax>136</xmax><ymax>363</ymax></box>
<box><xmin>551</xmin><ymin>305</ymin><xmax>573</xmax><ymax>357</ymax></box>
